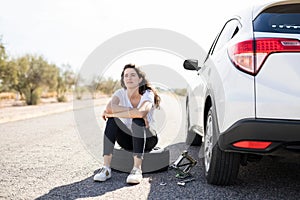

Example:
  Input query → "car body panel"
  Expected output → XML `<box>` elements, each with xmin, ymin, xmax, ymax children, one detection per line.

<box><xmin>255</xmin><ymin>52</ymin><xmax>300</xmax><ymax>119</ymax></box>
<box><xmin>207</xmin><ymin>40</ymin><xmax>255</xmax><ymax>133</ymax></box>
<box><xmin>187</xmin><ymin>73</ymin><xmax>206</xmax><ymax>136</ymax></box>
<box><xmin>254</xmin><ymin>31</ymin><xmax>300</xmax><ymax>119</ymax></box>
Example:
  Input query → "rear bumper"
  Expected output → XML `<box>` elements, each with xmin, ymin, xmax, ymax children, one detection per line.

<box><xmin>218</xmin><ymin>118</ymin><xmax>300</xmax><ymax>155</ymax></box>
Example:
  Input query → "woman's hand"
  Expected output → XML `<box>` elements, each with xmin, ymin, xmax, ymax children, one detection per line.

<box><xmin>102</xmin><ymin>110</ymin><xmax>107</xmax><ymax>121</ymax></box>
<box><xmin>102</xmin><ymin>110</ymin><xmax>113</xmax><ymax>121</ymax></box>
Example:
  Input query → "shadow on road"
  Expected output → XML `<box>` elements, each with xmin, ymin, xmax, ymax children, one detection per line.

<box><xmin>36</xmin><ymin>142</ymin><xmax>300</xmax><ymax>199</ymax></box>
<box><xmin>36</xmin><ymin>170</ymin><xmax>133</xmax><ymax>199</ymax></box>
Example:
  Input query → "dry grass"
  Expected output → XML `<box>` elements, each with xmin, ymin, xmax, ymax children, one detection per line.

<box><xmin>0</xmin><ymin>92</ymin><xmax>16</xmax><ymax>100</ymax></box>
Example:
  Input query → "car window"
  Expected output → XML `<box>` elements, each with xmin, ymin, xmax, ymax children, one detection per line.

<box><xmin>254</xmin><ymin>4</ymin><xmax>300</xmax><ymax>34</ymax></box>
<box><xmin>211</xmin><ymin>19</ymin><xmax>240</xmax><ymax>55</ymax></box>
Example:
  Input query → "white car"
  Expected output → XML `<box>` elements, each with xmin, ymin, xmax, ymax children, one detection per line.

<box><xmin>184</xmin><ymin>0</ymin><xmax>300</xmax><ymax>185</ymax></box>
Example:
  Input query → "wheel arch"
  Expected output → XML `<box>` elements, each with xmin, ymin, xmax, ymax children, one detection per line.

<box><xmin>204</xmin><ymin>96</ymin><xmax>212</xmax><ymax>132</ymax></box>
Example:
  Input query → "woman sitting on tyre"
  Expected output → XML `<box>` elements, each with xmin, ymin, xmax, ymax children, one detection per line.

<box><xmin>94</xmin><ymin>64</ymin><xmax>160</xmax><ymax>184</ymax></box>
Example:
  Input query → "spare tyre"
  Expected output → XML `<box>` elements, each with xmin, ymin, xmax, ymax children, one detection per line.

<box><xmin>111</xmin><ymin>147</ymin><xmax>170</xmax><ymax>173</ymax></box>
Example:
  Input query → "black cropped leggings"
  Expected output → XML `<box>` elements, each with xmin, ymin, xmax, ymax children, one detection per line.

<box><xmin>103</xmin><ymin>118</ymin><xmax>158</xmax><ymax>159</ymax></box>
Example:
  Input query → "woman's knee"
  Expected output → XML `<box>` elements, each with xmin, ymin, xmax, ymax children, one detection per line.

<box><xmin>105</xmin><ymin>118</ymin><xmax>124</xmax><ymax>130</ymax></box>
<box><xmin>104</xmin><ymin>118</ymin><xmax>120</xmax><ymax>138</ymax></box>
<box><xmin>105</xmin><ymin>117</ymin><xmax>116</xmax><ymax>126</ymax></box>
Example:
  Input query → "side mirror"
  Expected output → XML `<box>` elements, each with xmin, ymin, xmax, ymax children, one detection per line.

<box><xmin>183</xmin><ymin>59</ymin><xmax>200</xmax><ymax>71</ymax></box>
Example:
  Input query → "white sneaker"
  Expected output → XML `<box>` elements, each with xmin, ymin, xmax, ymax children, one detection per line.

<box><xmin>126</xmin><ymin>167</ymin><xmax>143</xmax><ymax>184</ymax></box>
<box><xmin>94</xmin><ymin>167</ymin><xmax>111</xmax><ymax>182</ymax></box>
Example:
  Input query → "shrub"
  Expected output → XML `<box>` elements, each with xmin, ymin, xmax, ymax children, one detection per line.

<box><xmin>23</xmin><ymin>88</ymin><xmax>42</xmax><ymax>105</ymax></box>
<box><xmin>57</xmin><ymin>95</ymin><xmax>67</xmax><ymax>102</ymax></box>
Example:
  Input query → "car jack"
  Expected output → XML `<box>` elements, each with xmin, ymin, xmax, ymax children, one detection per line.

<box><xmin>170</xmin><ymin>150</ymin><xmax>197</xmax><ymax>179</ymax></box>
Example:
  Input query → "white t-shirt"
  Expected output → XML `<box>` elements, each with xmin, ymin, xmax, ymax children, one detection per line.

<box><xmin>113</xmin><ymin>88</ymin><xmax>156</xmax><ymax>131</ymax></box>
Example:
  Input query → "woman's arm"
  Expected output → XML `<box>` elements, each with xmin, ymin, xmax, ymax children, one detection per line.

<box><xmin>102</xmin><ymin>95</ymin><xmax>129</xmax><ymax>121</ymax></box>
<box><xmin>105</xmin><ymin>95</ymin><xmax>129</xmax><ymax>114</ymax></box>
<box><xmin>104</xmin><ymin>101</ymin><xmax>152</xmax><ymax>119</ymax></box>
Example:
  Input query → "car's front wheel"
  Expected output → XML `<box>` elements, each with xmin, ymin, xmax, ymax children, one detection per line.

<box><xmin>204</xmin><ymin>107</ymin><xmax>240</xmax><ymax>185</ymax></box>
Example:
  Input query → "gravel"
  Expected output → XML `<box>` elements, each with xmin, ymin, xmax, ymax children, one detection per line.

<box><xmin>0</xmin><ymin>98</ymin><xmax>300</xmax><ymax>199</ymax></box>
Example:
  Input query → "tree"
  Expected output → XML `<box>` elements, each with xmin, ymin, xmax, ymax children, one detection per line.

<box><xmin>86</xmin><ymin>76</ymin><xmax>101</xmax><ymax>99</ymax></box>
<box><xmin>0</xmin><ymin>37</ymin><xmax>8</xmax><ymax>92</ymax></box>
<box><xmin>4</xmin><ymin>55</ymin><xmax>58</xmax><ymax>105</ymax></box>
<box><xmin>24</xmin><ymin>55</ymin><xmax>58</xmax><ymax>105</ymax></box>
<box><xmin>97</xmin><ymin>77</ymin><xmax>120</xmax><ymax>96</ymax></box>
<box><xmin>4</xmin><ymin>58</ymin><xmax>28</xmax><ymax>97</ymax></box>
<box><xmin>56</xmin><ymin>64</ymin><xmax>75</xmax><ymax>102</ymax></box>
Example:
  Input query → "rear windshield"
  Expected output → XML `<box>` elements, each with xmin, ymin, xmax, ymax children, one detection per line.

<box><xmin>254</xmin><ymin>4</ymin><xmax>300</xmax><ymax>34</ymax></box>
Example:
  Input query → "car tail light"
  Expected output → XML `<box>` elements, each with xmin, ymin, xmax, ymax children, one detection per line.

<box><xmin>228</xmin><ymin>38</ymin><xmax>300</xmax><ymax>75</ymax></box>
<box><xmin>232</xmin><ymin>141</ymin><xmax>272</xmax><ymax>149</ymax></box>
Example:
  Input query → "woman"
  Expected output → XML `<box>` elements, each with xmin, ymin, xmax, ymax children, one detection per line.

<box><xmin>94</xmin><ymin>64</ymin><xmax>161</xmax><ymax>184</ymax></box>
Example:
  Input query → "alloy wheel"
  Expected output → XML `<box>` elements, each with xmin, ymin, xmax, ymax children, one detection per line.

<box><xmin>204</xmin><ymin>114</ymin><xmax>213</xmax><ymax>173</ymax></box>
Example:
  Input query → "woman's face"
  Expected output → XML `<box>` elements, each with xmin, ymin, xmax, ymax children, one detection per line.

<box><xmin>123</xmin><ymin>68</ymin><xmax>142</xmax><ymax>89</ymax></box>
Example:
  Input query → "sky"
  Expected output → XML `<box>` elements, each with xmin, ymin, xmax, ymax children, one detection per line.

<box><xmin>0</xmin><ymin>0</ymin><xmax>263</xmax><ymax>74</ymax></box>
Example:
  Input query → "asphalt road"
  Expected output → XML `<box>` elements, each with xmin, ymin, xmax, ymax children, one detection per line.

<box><xmin>1</xmin><ymin>96</ymin><xmax>300</xmax><ymax>199</ymax></box>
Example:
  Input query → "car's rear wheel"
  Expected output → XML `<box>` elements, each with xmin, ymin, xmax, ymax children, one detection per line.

<box><xmin>204</xmin><ymin>107</ymin><xmax>240</xmax><ymax>185</ymax></box>
<box><xmin>186</xmin><ymin>102</ymin><xmax>202</xmax><ymax>146</ymax></box>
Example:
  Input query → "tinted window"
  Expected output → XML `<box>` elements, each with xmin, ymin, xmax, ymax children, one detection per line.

<box><xmin>254</xmin><ymin>4</ymin><xmax>300</xmax><ymax>34</ymax></box>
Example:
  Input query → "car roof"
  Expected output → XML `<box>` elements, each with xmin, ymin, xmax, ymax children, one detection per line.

<box><xmin>252</xmin><ymin>0</ymin><xmax>300</xmax><ymax>19</ymax></box>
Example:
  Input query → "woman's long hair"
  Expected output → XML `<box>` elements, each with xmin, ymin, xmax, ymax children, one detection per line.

<box><xmin>121</xmin><ymin>64</ymin><xmax>161</xmax><ymax>108</ymax></box>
